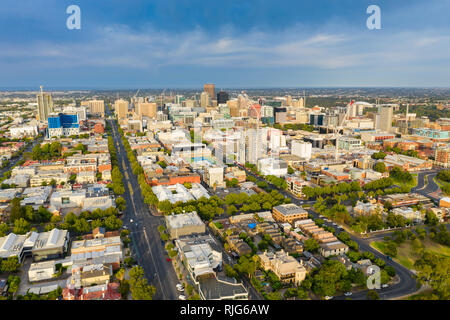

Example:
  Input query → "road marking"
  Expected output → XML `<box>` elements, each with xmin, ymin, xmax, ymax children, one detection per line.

<box><xmin>143</xmin><ymin>227</ymin><xmax>167</xmax><ymax>299</ymax></box>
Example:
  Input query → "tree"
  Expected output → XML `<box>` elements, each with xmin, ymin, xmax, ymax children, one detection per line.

<box><xmin>9</xmin><ymin>197</ymin><xmax>23</xmax><ymax>222</ymax></box>
<box><xmin>425</xmin><ymin>210</ymin><xmax>439</xmax><ymax>226</ymax></box>
<box><xmin>374</xmin><ymin>162</ymin><xmax>387</xmax><ymax>173</ymax></box>
<box><xmin>367</xmin><ymin>290</ymin><xmax>380</xmax><ymax>300</ymax></box>
<box><xmin>104</xmin><ymin>215</ymin><xmax>123</xmax><ymax>231</ymax></box>
<box><xmin>0</xmin><ymin>223</ymin><xmax>9</xmax><ymax>237</ymax></box>
<box><xmin>128</xmin><ymin>266</ymin><xmax>156</xmax><ymax>300</ymax></box>
<box><xmin>13</xmin><ymin>218</ymin><xmax>30</xmax><ymax>234</ymax></box>
<box><xmin>303</xmin><ymin>238</ymin><xmax>320</xmax><ymax>253</ymax></box>
<box><xmin>7</xmin><ymin>275</ymin><xmax>20</xmax><ymax>294</ymax></box>
<box><xmin>1</xmin><ymin>256</ymin><xmax>21</xmax><ymax>273</ymax></box>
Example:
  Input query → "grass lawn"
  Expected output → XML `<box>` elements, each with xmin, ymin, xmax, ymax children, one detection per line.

<box><xmin>371</xmin><ymin>238</ymin><xmax>450</xmax><ymax>270</ymax></box>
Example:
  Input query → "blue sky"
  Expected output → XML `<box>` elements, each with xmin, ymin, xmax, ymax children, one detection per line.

<box><xmin>1</xmin><ymin>0</ymin><xmax>450</xmax><ymax>89</ymax></box>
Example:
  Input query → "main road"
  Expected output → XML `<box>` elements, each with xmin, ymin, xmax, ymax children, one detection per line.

<box><xmin>107</xmin><ymin>107</ymin><xmax>179</xmax><ymax>300</ymax></box>
<box><xmin>237</xmin><ymin>164</ymin><xmax>420</xmax><ymax>300</ymax></box>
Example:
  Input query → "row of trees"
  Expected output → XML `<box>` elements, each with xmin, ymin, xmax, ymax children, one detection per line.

<box><xmin>157</xmin><ymin>196</ymin><xmax>224</xmax><ymax>221</ymax></box>
<box><xmin>224</xmin><ymin>190</ymin><xmax>287</xmax><ymax>215</ymax></box>
<box><xmin>107</xmin><ymin>135</ymin><xmax>125</xmax><ymax>195</ymax></box>
<box><xmin>302</xmin><ymin>181</ymin><xmax>362</xmax><ymax>199</ymax></box>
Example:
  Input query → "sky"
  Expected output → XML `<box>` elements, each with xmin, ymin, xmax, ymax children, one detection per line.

<box><xmin>0</xmin><ymin>0</ymin><xmax>450</xmax><ymax>89</ymax></box>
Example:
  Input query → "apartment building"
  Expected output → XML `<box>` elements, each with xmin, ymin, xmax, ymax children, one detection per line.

<box><xmin>272</xmin><ymin>204</ymin><xmax>308</xmax><ymax>224</ymax></box>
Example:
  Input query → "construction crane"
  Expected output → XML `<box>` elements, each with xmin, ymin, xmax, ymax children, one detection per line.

<box><xmin>334</xmin><ymin>100</ymin><xmax>353</xmax><ymax>161</ymax></box>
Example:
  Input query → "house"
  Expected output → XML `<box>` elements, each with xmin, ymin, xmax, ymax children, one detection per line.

<box><xmin>63</xmin><ymin>282</ymin><xmax>121</xmax><ymax>300</ymax></box>
<box><xmin>319</xmin><ymin>241</ymin><xmax>349</xmax><ymax>257</ymax></box>
<box><xmin>258</xmin><ymin>250</ymin><xmax>307</xmax><ymax>285</ymax></box>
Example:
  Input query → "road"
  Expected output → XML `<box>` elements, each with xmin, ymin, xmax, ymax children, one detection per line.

<box><xmin>0</xmin><ymin>135</ymin><xmax>42</xmax><ymax>175</ymax></box>
<box><xmin>107</xmin><ymin>107</ymin><xmax>179</xmax><ymax>300</ymax></box>
<box><xmin>237</xmin><ymin>164</ymin><xmax>420</xmax><ymax>300</ymax></box>
<box><xmin>412</xmin><ymin>170</ymin><xmax>441</xmax><ymax>201</ymax></box>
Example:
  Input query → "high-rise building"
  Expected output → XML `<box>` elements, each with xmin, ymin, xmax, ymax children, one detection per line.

<box><xmin>274</xmin><ymin>107</ymin><xmax>287</xmax><ymax>123</ymax></box>
<box><xmin>217</xmin><ymin>91</ymin><xmax>229</xmax><ymax>104</ymax></box>
<box><xmin>81</xmin><ymin>100</ymin><xmax>105</xmax><ymax>116</ymax></box>
<box><xmin>37</xmin><ymin>86</ymin><xmax>53</xmax><ymax>122</ymax></box>
<box><xmin>246</xmin><ymin>129</ymin><xmax>268</xmax><ymax>164</ymax></box>
<box><xmin>227</xmin><ymin>99</ymin><xmax>239</xmax><ymax>117</ymax></box>
<box><xmin>137</xmin><ymin>102</ymin><xmax>157</xmax><ymax>119</ymax></box>
<box><xmin>291</xmin><ymin>140</ymin><xmax>312</xmax><ymax>160</ymax></box>
<box><xmin>200</xmin><ymin>92</ymin><xmax>211</xmax><ymax>108</ymax></box>
<box><xmin>203</xmin><ymin>83</ymin><xmax>215</xmax><ymax>100</ymax></box>
<box><xmin>379</xmin><ymin>106</ymin><xmax>394</xmax><ymax>132</ymax></box>
<box><xmin>114</xmin><ymin>99</ymin><xmax>129</xmax><ymax>119</ymax></box>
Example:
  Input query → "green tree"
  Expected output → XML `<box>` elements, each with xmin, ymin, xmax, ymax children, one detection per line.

<box><xmin>128</xmin><ymin>266</ymin><xmax>156</xmax><ymax>300</ymax></box>
<box><xmin>374</xmin><ymin>162</ymin><xmax>387</xmax><ymax>173</ymax></box>
<box><xmin>1</xmin><ymin>256</ymin><xmax>21</xmax><ymax>273</ymax></box>
<box><xmin>13</xmin><ymin>218</ymin><xmax>30</xmax><ymax>234</ymax></box>
<box><xmin>304</xmin><ymin>238</ymin><xmax>320</xmax><ymax>253</ymax></box>
<box><xmin>0</xmin><ymin>223</ymin><xmax>9</xmax><ymax>237</ymax></box>
<box><xmin>367</xmin><ymin>290</ymin><xmax>380</xmax><ymax>300</ymax></box>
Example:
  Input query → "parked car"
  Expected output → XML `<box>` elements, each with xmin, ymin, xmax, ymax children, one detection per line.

<box><xmin>178</xmin><ymin>295</ymin><xmax>186</xmax><ymax>300</ymax></box>
<box><xmin>382</xmin><ymin>284</ymin><xmax>389</xmax><ymax>288</ymax></box>
<box><xmin>344</xmin><ymin>292</ymin><xmax>352</xmax><ymax>296</ymax></box>
<box><xmin>324</xmin><ymin>296</ymin><xmax>334</xmax><ymax>300</ymax></box>
<box><xmin>166</xmin><ymin>257</ymin><xmax>172</xmax><ymax>262</ymax></box>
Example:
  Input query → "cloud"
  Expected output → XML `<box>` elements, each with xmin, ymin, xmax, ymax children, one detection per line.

<box><xmin>0</xmin><ymin>22</ymin><xmax>450</xmax><ymax>84</ymax></box>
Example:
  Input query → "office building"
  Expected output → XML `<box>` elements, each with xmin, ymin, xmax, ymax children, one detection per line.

<box><xmin>204</xmin><ymin>83</ymin><xmax>215</xmax><ymax>100</ymax></box>
<box><xmin>37</xmin><ymin>86</ymin><xmax>53</xmax><ymax>122</ymax></box>
<box><xmin>217</xmin><ymin>91</ymin><xmax>229</xmax><ymax>104</ymax></box>
<box><xmin>378</xmin><ymin>106</ymin><xmax>393</xmax><ymax>132</ymax></box>
<box><xmin>137</xmin><ymin>102</ymin><xmax>157</xmax><ymax>118</ymax></box>
<box><xmin>47</xmin><ymin>113</ymin><xmax>80</xmax><ymax>137</ymax></box>
<box><xmin>165</xmin><ymin>212</ymin><xmax>206</xmax><ymax>239</ymax></box>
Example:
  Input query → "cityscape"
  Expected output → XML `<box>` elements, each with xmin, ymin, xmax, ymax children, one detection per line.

<box><xmin>0</xmin><ymin>0</ymin><xmax>449</xmax><ymax>308</ymax></box>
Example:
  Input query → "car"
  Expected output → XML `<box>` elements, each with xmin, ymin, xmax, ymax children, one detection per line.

<box><xmin>178</xmin><ymin>295</ymin><xmax>186</xmax><ymax>300</ymax></box>
<box><xmin>166</xmin><ymin>257</ymin><xmax>172</xmax><ymax>262</ymax></box>
<box><xmin>177</xmin><ymin>287</ymin><xmax>184</xmax><ymax>292</ymax></box>
<box><xmin>382</xmin><ymin>284</ymin><xmax>389</xmax><ymax>288</ymax></box>
<box><xmin>176</xmin><ymin>283</ymin><xmax>184</xmax><ymax>289</ymax></box>
<box><xmin>324</xmin><ymin>296</ymin><xmax>334</xmax><ymax>300</ymax></box>
<box><xmin>130</xmin><ymin>219</ymin><xmax>134</xmax><ymax>223</ymax></box>
<box><xmin>344</xmin><ymin>292</ymin><xmax>352</xmax><ymax>296</ymax></box>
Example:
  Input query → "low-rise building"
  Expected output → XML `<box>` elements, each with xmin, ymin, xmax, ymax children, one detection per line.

<box><xmin>272</xmin><ymin>204</ymin><xmax>308</xmax><ymax>224</ymax></box>
<box><xmin>258</xmin><ymin>250</ymin><xmax>306</xmax><ymax>285</ymax></box>
<box><xmin>165</xmin><ymin>211</ymin><xmax>205</xmax><ymax>239</ymax></box>
<box><xmin>319</xmin><ymin>241</ymin><xmax>349</xmax><ymax>257</ymax></box>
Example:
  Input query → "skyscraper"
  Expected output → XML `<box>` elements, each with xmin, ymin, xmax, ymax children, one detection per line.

<box><xmin>200</xmin><ymin>92</ymin><xmax>211</xmax><ymax>108</ymax></box>
<box><xmin>217</xmin><ymin>91</ymin><xmax>229</xmax><ymax>104</ymax></box>
<box><xmin>36</xmin><ymin>86</ymin><xmax>53</xmax><ymax>122</ymax></box>
<box><xmin>204</xmin><ymin>83</ymin><xmax>215</xmax><ymax>100</ymax></box>
<box><xmin>379</xmin><ymin>106</ymin><xmax>393</xmax><ymax>132</ymax></box>
<box><xmin>114</xmin><ymin>99</ymin><xmax>129</xmax><ymax>119</ymax></box>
